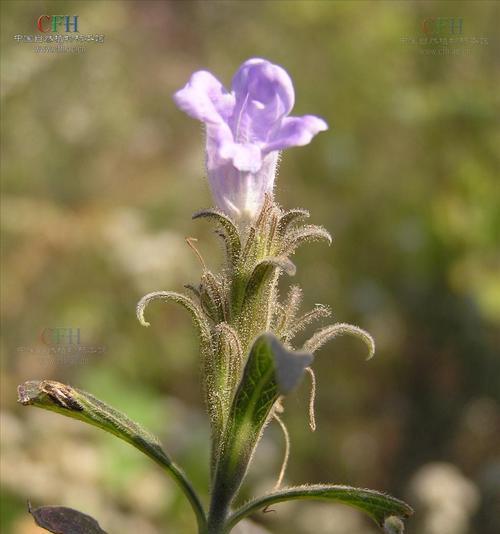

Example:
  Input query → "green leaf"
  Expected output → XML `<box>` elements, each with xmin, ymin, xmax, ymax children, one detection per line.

<box><xmin>214</xmin><ymin>322</ymin><xmax>244</xmax><ymax>401</ymax></box>
<box><xmin>226</xmin><ymin>485</ymin><xmax>413</xmax><ymax>532</ymax></box>
<box><xmin>231</xmin><ymin>257</ymin><xmax>296</xmax><ymax>327</ymax></box>
<box><xmin>29</xmin><ymin>503</ymin><xmax>107</xmax><ymax>534</ymax></box>
<box><xmin>284</xmin><ymin>304</ymin><xmax>331</xmax><ymax>343</ymax></box>
<box><xmin>200</xmin><ymin>271</ymin><xmax>228</xmax><ymax>323</ymax></box>
<box><xmin>304</xmin><ymin>322</ymin><xmax>375</xmax><ymax>359</ymax></box>
<box><xmin>253</xmin><ymin>194</ymin><xmax>275</xmax><ymax>232</ymax></box>
<box><xmin>17</xmin><ymin>380</ymin><xmax>167</xmax><ymax>459</ymax></box>
<box><xmin>282</xmin><ymin>224</ymin><xmax>332</xmax><ymax>255</ymax></box>
<box><xmin>193</xmin><ymin>208</ymin><xmax>242</xmax><ymax>265</ymax></box>
<box><xmin>18</xmin><ymin>380</ymin><xmax>207</xmax><ymax>532</ymax></box>
<box><xmin>273</xmin><ymin>285</ymin><xmax>303</xmax><ymax>336</ymax></box>
<box><xmin>278</xmin><ymin>208</ymin><xmax>310</xmax><ymax>236</ymax></box>
<box><xmin>136</xmin><ymin>290</ymin><xmax>213</xmax><ymax>349</ymax></box>
<box><xmin>208</xmin><ymin>334</ymin><xmax>313</xmax><ymax>530</ymax></box>
<box><xmin>208</xmin><ymin>323</ymin><xmax>244</xmax><ymax>472</ymax></box>
<box><xmin>240</xmin><ymin>226</ymin><xmax>257</xmax><ymax>266</ymax></box>
<box><xmin>244</xmin><ymin>257</ymin><xmax>296</xmax><ymax>303</ymax></box>
<box><xmin>136</xmin><ymin>289</ymin><xmax>218</xmax><ymax>480</ymax></box>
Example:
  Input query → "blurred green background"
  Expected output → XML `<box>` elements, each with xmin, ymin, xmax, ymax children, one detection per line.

<box><xmin>1</xmin><ymin>1</ymin><xmax>499</xmax><ymax>533</ymax></box>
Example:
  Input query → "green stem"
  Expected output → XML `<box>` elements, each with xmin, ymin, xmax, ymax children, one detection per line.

<box><xmin>207</xmin><ymin>491</ymin><xmax>231</xmax><ymax>534</ymax></box>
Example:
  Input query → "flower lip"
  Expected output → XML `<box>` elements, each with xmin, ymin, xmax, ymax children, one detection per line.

<box><xmin>219</xmin><ymin>143</ymin><xmax>262</xmax><ymax>173</ymax></box>
<box><xmin>230</xmin><ymin>58</ymin><xmax>296</xmax><ymax>139</ymax></box>
<box><xmin>173</xmin><ymin>70</ymin><xmax>235</xmax><ymax>126</ymax></box>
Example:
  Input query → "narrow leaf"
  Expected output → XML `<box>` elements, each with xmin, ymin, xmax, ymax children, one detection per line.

<box><xmin>18</xmin><ymin>380</ymin><xmax>170</xmax><ymax>462</ymax></box>
<box><xmin>226</xmin><ymin>485</ymin><xmax>413</xmax><ymax>531</ymax></box>
<box><xmin>263</xmin><ymin>210</ymin><xmax>280</xmax><ymax>256</ymax></box>
<box><xmin>245</xmin><ymin>257</ymin><xmax>296</xmax><ymax>303</ymax></box>
<box><xmin>253</xmin><ymin>194</ymin><xmax>274</xmax><ymax>232</ymax></box>
<box><xmin>240</xmin><ymin>226</ymin><xmax>257</xmax><ymax>267</ymax></box>
<box><xmin>184</xmin><ymin>283</ymin><xmax>201</xmax><ymax>299</ymax></box>
<box><xmin>193</xmin><ymin>209</ymin><xmax>241</xmax><ymax>263</ymax></box>
<box><xmin>278</xmin><ymin>208</ymin><xmax>310</xmax><ymax>235</ymax></box>
<box><xmin>209</xmin><ymin>335</ymin><xmax>312</xmax><ymax>521</ymax></box>
<box><xmin>304</xmin><ymin>322</ymin><xmax>375</xmax><ymax>359</ymax></box>
<box><xmin>208</xmin><ymin>323</ymin><xmax>244</xmax><ymax>474</ymax></box>
<box><xmin>18</xmin><ymin>380</ymin><xmax>207</xmax><ymax>532</ymax></box>
<box><xmin>214</xmin><ymin>322</ymin><xmax>243</xmax><ymax>396</ymax></box>
<box><xmin>200</xmin><ymin>271</ymin><xmax>228</xmax><ymax>323</ymax></box>
<box><xmin>282</xmin><ymin>224</ymin><xmax>332</xmax><ymax>255</ymax></box>
<box><xmin>284</xmin><ymin>304</ymin><xmax>331</xmax><ymax>343</ymax></box>
<box><xmin>136</xmin><ymin>290</ymin><xmax>213</xmax><ymax>349</ymax></box>
<box><xmin>29</xmin><ymin>503</ymin><xmax>107</xmax><ymax>534</ymax></box>
<box><xmin>274</xmin><ymin>285</ymin><xmax>303</xmax><ymax>336</ymax></box>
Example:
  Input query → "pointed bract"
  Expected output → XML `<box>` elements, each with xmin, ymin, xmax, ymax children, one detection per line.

<box><xmin>304</xmin><ymin>322</ymin><xmax>375</xmax><ymax>359</ymax></box>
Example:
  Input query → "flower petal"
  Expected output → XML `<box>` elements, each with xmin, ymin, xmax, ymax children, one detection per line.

<box><xmin>207</xmin><ymin>152</ymin><xmax>278</xmax><ymax>221</ymax></box>
<box><xmin>232</xmin><ymin>59</ymin><xmax>295</xmax><ymax>114</ymax></box>
<box><xmin>219</xmin><ymin>142</ymin><xmax>262</xmax><ymax>173</ymax></box>
<box><xmin>173</xmin><ymin>70</ymin><xmax>235</xmax><ymax>125</ymax></box>
<box><xmin>230</xmin><ymin>59</ymin><xmax>295</xmax><ymax>143</ymax></box>
<box><xmin>264</xmin><ymin>115</ymin><xmax>328</xmax><ymax>153</ymax></box>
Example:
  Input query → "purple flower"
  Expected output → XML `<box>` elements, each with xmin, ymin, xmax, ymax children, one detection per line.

<box><xmin>174</xmin><ymin>58</ymin><xmax>328</xmax><ymax>221</ymax></box>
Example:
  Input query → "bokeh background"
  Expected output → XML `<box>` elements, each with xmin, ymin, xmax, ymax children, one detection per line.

<box><xmin>1</xmin><ymin>1</ymin><xmax>499</xmax><ymax>533</ymax></box>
